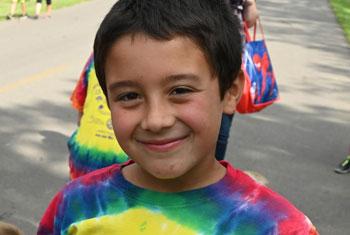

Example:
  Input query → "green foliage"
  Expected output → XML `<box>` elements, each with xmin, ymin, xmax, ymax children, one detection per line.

<box><xmin>0</xmin><ymin>0</ymin><xmax>91</xmax><ymax>21</ymax></box>
<box><xmin>330</xmin><ymin>0</ymin><xmax>350</xmax><ymax>43</ymax></box>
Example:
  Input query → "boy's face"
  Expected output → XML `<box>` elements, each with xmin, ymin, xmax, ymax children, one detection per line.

<box><xmin>105</xmin><ymin>33</ymin><xmax>241</xmax><ymax>185</ymax></box>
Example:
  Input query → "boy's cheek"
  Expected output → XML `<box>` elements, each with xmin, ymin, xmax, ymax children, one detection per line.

<box><xmin>110</xmin><ymin>112</ymin><xmax>135</xmax><ymax>139</ymax></box>
<box><xmin>178</xmin><ymin>106</ymin><xmax>221</xmax><ymax>132</ymax></box>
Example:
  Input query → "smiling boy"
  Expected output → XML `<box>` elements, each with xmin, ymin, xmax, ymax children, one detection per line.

<box><xmin>104</xmin><ymin>34</ymin><xmax>229</xmax><ymax>192</ymax></box>
<box><xmin>37</xmin><ymin>0</ymin><xmax>318</xmax><ymax>234</ymax></box>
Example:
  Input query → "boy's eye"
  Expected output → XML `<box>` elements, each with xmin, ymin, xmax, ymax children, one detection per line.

<box><xmin>170</xmin><ymin>87</ymin><xmax>193</xmax><ymax>96</ymax></box>
<box><xmin>116</xmin><ymin>92</ymin><xmax>141</xmax><ymax>102</ymax></box>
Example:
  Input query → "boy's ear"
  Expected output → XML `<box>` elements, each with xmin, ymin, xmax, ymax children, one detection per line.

<box><xmin>223</xmin><ymin>70</ymin><xmax>244</xmax><ymax>115</ymax></box>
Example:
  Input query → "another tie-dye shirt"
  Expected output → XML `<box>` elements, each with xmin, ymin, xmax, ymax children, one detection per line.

<box><xmin>68</xmin><ymin>54</ymin><xmax>128</xmax><ymax>179</ymax></box>
<box><xmin>38</xmin><ymin>161</ymin><xmax>318</xmax><ymax>235</ymax></box>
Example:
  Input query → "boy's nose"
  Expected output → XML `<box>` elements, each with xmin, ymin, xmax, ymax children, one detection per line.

<box><xmin>140</xmin><ymin>100</ymin><xmax>175</xmax><ymax>133</ymax></box>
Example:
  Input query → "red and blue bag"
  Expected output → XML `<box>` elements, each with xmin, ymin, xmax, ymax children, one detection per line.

<box><xmin>236</xmin><ymin>19</ymin><xmax>279</xmax><ymax>113</ymax></box>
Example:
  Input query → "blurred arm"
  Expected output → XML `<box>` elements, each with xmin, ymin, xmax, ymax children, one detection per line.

<box><xmin>243</xmin><ymin>0</ymin><xmax>259</xmax><ymax>27</ymax></box>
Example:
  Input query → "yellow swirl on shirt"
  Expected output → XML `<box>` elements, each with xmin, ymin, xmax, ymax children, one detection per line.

<box><xmin>68</xmin><ymin>207</ymin><xmax>197</xmax><ymax>235</ymax></box>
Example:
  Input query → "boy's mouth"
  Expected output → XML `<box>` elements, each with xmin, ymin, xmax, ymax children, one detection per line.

<box><xmin>137</xmin><ymin>135</ymin><xmax>188</xmax><ymax>152</ymax></box>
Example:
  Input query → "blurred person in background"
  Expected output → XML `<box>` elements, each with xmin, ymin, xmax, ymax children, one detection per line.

<box><xmin>67</xmin><ymin>53</ymin><xmax>128</xmax><ymax>179</ymax></box>
<box><xmin>33</xmin><ymin>0</ymin><xmax>52</xmax><ymax>19</ymax></box>
<box><xmin>215</xmin><ymin>0</ymin><xmax>259</xmax><ymax>160</ymax></box>
<box><xmin>6</xmin><ymin>0</ymin><xmax>27</xmax><ymax>20</ymax></box>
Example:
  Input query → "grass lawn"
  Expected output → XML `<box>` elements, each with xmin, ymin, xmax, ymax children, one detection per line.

<box><xmin>0</xmin><ymin>0</ymin><xmax>91</xmax><ymax>21</ymax></box>
<box><xmin>330</xmin><ymin>0</ymin><xmax>350</xmax><ymax>43</ymax></box>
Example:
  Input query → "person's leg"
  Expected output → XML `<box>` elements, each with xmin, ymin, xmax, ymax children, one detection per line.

<box><xmin>215</xmin><ymin>113</ymin><xmax>234</xmax><ymax>160</ymax></box>
<box><xmin>8</xmin><ymin>0</ymin><xmax>18</xmax><ymax>18</ymax></box>
<box><xmin>46</xmin><ymin>0</ymin><xmax>52</xmax><ymax>17</ymax></box>
<box><xmin>35</xmin><ymin>0</ymin><xmax>42</xmax><ymax>17</ymax></box>
<box><xmin>20</xmin><ymin>0</ymin><xmax>27</xmax><ymax>17</ymax></box>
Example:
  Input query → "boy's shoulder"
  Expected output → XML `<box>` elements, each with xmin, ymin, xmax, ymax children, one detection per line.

<box><xmin>37</xmin><ymin>163</ymin><xmax>125</xmax><ymax>234</ymax></box>
<box><xmin>224</xmin><ymin>160</ymin><xmax>302</xmax><ymax>213</ymax></box>
<box><xmin>223</xmin><ymin>161</ymin><xmax>317</xmax><ymax>234</ymax></box>
<box><xmin>59</xmin><ymin>162</ymin><xmax>126</xmax><ymax>197</ymax></box>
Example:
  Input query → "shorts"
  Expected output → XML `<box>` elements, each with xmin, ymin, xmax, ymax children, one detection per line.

<box><xmin>37</xmin><ymin>0</ymin><xmax>52</xmax><ymax>4</ymax></box>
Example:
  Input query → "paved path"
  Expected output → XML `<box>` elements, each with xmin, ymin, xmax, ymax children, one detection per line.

<box><xmin>0</xmin><ymin>0</ymin><xmax>349</xmax><ymax>234</ymax></box>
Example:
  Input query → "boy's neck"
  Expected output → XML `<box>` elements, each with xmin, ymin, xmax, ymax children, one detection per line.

<box><xmin>122</xmin><ymin>158</ymin><xmax>226</xmax><ymax>193</ymax></box>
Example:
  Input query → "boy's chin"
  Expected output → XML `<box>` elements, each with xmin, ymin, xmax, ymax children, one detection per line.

<box><xmin>128</xmin><ymin>156</ymin><xmax>221</xmax><ymax>192</ymax></box>
<box><xmin>141</xmin><ymin>159</ymin><xmax>199</xmax><ymax>185</ymax></box>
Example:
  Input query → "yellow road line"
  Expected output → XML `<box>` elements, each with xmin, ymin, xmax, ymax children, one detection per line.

<box><xmin>0</xmin><ymin>64</ymin><xmax>68</xmax><ymax>94</ymax></box>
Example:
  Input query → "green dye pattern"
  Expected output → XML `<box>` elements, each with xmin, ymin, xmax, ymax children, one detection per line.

<box><xmin>136</xmin><ymin>190</ymin><xmax>220</xmax><ymax>233</ymax></box>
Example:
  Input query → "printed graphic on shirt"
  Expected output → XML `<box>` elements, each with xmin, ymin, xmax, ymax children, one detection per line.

<box><xmin>68</xmin><ymin>56</ymin><xmax>128</xmax><ymax>178</ymax></box>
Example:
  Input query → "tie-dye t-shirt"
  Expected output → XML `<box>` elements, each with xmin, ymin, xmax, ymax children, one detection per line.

<box><xmin>38</xmin><ymin>161</ymin><xmax>318</xmax><ymax>235</ymax></box>
<box><xmin>68</xmin><ymin>54</ymin><xmax>128</xmax><ymax>179</ymax></box>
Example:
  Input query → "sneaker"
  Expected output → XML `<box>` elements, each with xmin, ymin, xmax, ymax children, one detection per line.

<box><xmin>32</xmin><ymin>15</ymin><xmax>39</xmax><ymax>20</ymax></box>
<box><xmin>334</xmin><ymin>155</ymin><xmax>350</xmax><ymax>174</ymax></box>
<box><xmin>6</xmin><ymin>15</ymin><xmax>13</xmax><ymax>20</ymax></box>
<box><xmin>20</xmin><ymin>15</ymin><xmax>28</xmax><ymax>20</ymax></box>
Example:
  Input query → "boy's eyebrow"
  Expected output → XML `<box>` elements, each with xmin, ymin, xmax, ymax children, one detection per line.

<box><xmin>164</xmin><ymin>74</ymin><xmax>200</xmax><ymax>83</ymax></box>
<box><xmin>108</xmin><ymin>80</ymin><xmax>139</xmax><ymax>92</ymax></box>
<box><xmin>108</xmin><ymin>74</ymin><xmax>200</xmax><ymax>91</ymax></box>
